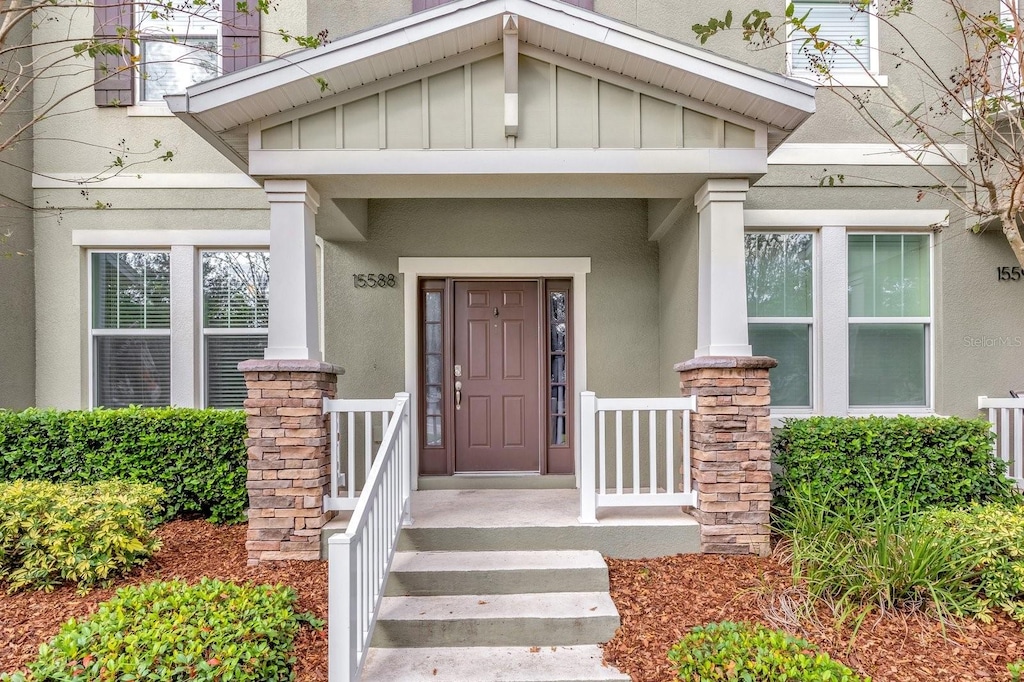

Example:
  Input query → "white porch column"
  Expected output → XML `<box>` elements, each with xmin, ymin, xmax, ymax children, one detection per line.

<box><xmin>694</xmin><ymin>179</ymin><xmax>752</xmax><ymax>357</ymax></box>
<box><xmin>264</xmin><ymin>180</ymin><xmax>322</xmax><ymax>361</ymax></box>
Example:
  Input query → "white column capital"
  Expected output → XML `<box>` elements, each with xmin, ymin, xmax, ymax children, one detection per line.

<box><xmin>694</xmin><ymin>178</ymin><xmax>749</xmax><ymax>213</ymax></box>
<box><xmin>264</xmin><ymin>179</ymin><xmax>320</xmax><ymax>213</ymax></box>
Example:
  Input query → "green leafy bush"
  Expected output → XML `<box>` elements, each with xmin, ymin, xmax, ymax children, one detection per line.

<box><xmin>0</xmin><ymin>579</ymin><xmax>321</xmax><ymax>682</ymax></box>
<box><xmin>0</xmin><ymin>407</ymin><xmax>248</xmax><ymax>523</ymax></box>
<box><xmin>1010</xmin><ymin>660</ymin><xmax>1024</xmax><ymax>681</ymax></box>
<box><xmin>923</xmin><ymin>504</ymin><xmax>1024</xmax><ymax>623</ymax></box>
<box><xmin>667</xmin><ymin>622</ymin><xmax>868</xmax><ymax>681</ymax></box>
<box><xmin>782</xmin><ymin>484</ymin><xmax>986</xmax><ymax>622</ymax></box>
<box><xmin>774</xmin><ymin>415</ymin><xmax>1017</xmax><ymax>517</ymax></box>
<box><xmin>0</xmin><ymin>480</ymin><xmax>163</xmax><ymax>592</ymax></box>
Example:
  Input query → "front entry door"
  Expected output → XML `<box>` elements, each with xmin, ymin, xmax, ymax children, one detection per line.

<box><xmin>453</xmin><ymin>281</ymin><xmax>542</xmax><ymax>472</ymax></box>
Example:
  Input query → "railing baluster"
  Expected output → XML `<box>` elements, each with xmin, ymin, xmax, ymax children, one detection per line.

<box><xmin>615</xmin><ymin>411</ymin><xmax>623</xmax><ymax>496</ymax></box>
<box><xmin>599</xmin><ymin>411</ymin><xmax>607</xmax><ymax>495</ymax></box>
<box><xmin>648</xmin><ymin>410</ymin><xmax>657</xmax><ymax>495</ymax></box>
<box><xmin>1015</xmin><ymin>408</ymin><xmax>1023</xmax><ymax>483</ymax></box>
<box><xmin>347</xmin><ymin>412</ymin><xmax>356</xmax><ymax>498</ymax></box>
<box><xmin>364</xmin><ymin>412</ymin><xmax>373</xmax><ymax>479</ymax></box>
<box><xmin>632</xmin><ymin>410</ymin><xmax>640</xmax><ymax>495</ymax></box>
<box><xmin>682</xmin><ymin>406</ymin><xmax>691</xmax><ymax>497</ymax></box>
<box><xmin>665</xmin><ymin>410</ymin><xmax>674</xmax><ymax>496</ymax></box>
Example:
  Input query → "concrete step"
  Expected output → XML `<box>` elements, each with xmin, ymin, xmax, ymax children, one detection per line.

<box><xmin>371</xmin><ymin>592</ymin><xmax>620</xmax><ymax>648</ymax></box>
<box><xmin>385</xmin><ymin>550</ymin><xmax>609</xmax><ymax>596</ymax></box>
<box><xmin>361</xmin><ymin>645</ymin><xmax>631</xmax><ymax>681</ymax></box>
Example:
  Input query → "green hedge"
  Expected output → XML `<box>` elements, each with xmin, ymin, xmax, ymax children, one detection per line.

<box><xmin>1</xmin><ymin>579</ymin><xmax>320</xmax><ymax>682</ymax></box>
<box><xmin>667</xmin><ymin>622</ymin><xmax>867</xmax><ymax>681</ymax></box>
<box><xmin>773</xmin><ymin>415</ymin><xmax>1018</xmax><ymax>515</ymax></box>
<box><xmin>0</xmin><ymin>480</ymin><xmax>163</xmax><ymax>592</ymax></box>
<box><xmin>0</xmin><ymin>407</ymin><xmax>248</xmax><ymax>523</ymax></box>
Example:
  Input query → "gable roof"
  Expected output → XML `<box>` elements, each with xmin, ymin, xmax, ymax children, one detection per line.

<box><xmin>168</xmin><ymin>0</ymin><xmax>816</xmax><ymax>166</ymax></box>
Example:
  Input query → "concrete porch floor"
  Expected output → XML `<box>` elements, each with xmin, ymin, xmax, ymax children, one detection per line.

<box><xmin>322</xmin><ymin>488</ymin><xmax>700</xmax><ymax>559</ymax></box>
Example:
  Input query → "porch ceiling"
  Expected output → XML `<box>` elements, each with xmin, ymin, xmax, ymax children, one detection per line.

<box><xmin>168</xmin><ymin>0</ymin><xmax>816</xmax><ymax>171</ymax></box>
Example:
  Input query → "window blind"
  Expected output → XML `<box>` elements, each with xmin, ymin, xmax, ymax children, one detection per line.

<box><xmin>206</xmin><ymin>335</ymin><xmax>268</xmax><ymax>409</ymax></box>
<box><xmin>790</xmin><ymin>2</ymin><xmax>871</xmax><ymax>73</ymax></box>
<box><xmin>92</xmin><ymin>252</ymin><xmax>171</xmax><ymax>330</ymax></box>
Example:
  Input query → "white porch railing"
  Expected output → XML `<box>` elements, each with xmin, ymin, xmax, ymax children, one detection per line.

<box><xmin>579</xmin><ymin>391</ymin><xmax>697</xmax><ymax>523</ymax></box>
<box><xmin>327</xmin><ymin>392</ymin><xmax>412</xmax><ymax>682</ymax></box>
<box><xmin>323</xmin><ymin>397</ymin><xmax>399</xmax><ymax>511</ymax></box>
<box><xmin>979</xmin><ymin>396</ymin><xmax>1024</xmax><ymax>488</ymax></box>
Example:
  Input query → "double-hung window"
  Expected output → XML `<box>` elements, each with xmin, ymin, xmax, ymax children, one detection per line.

<box><xmin>201</xmin><ymin>251</ymin><xmax>270</xmax><ymax>409</ymax></box>
<box><xmin>90</xmin><ymin>252</ymin><xmax>172</xmax><ymax>407</ymax></box>
<box><xmin>745</xmin><ymin>233</ymin><xmax>815</xmax><ymax>409</ymax></box>
<box><xmin>848</xmin><ymin>233</ymin><xmax>931</xmax><ymax>407</ymax></box>
<box><xmin>788</xmin><ymin>1</ymin><xmax>886</xmax><ymax>86</ymax></box>
<box><xmin>137</xmin><ymin>7</ymin><xmax>220</xmax><ymax>103</ymax></box>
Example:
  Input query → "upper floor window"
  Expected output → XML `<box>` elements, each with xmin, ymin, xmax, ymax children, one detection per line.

<box><xmin>788</xmin><ymin>1</ymin><xmax>887</xmax><ymax>87</ymax></box>
<box><xmin>138</xmin><ymin>7</ymin><xmax>220</xmax><ymax>102</ymax></box>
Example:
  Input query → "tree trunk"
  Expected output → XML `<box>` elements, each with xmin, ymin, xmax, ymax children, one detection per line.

<box><xmin>1001</xmin><ymin>214</ymin><xmax>1024</xmax><ymax>270</ymax></box>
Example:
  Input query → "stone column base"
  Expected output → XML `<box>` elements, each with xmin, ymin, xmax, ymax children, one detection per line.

<box><xmin>240</xmin><ymin>359</ymin><xmax>344</xmax><ymax>565</ymax></box>
<box><xmin>676</xmin><ymin>356</ymin><xmax>777</xmax><ymax>557</ymax></box>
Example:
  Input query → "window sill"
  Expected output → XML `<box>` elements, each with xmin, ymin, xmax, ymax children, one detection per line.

<box><xmin>789</xmin><ymin>71</ymin><xmax>889</xmax><ymax>88</ymax></box>
<box><xmin>126</xmin><ymin>103</ymin><xmax>177</xmax><ymax>117</ymax></box>
<box><xmin>848</xmin><ymin>408</ymin><xmax>935</xmax><ymax>417</ymax></box>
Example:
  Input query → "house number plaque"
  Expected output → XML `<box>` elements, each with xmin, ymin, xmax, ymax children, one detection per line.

<box><xmin>353</xmin><ymin>274</ymin><xmax>397</xmax><ymax>288</ymax></box>
<box><xmin>997</xmin><ymin>267</ymin><xmax>1024</xmax><ymax>282</ymax></box>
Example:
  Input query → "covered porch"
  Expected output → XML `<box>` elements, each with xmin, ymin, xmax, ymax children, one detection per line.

<box><xmin>169</xmin><ymin>0</ymin><xmax>814</xmax><ymax>561</ymax></box>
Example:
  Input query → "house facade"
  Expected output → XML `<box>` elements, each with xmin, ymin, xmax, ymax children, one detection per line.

<box><xmin>2</xmin><ymin>0</ymin><xmax>1024</xmax><ymax>475</ymax></box>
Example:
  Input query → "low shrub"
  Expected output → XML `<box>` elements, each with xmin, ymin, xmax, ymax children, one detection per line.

<box><xmin>923</xmin><ymin>504</ymin><xmax>1024</xmax><ymax>623</ymax></box>
<box><xmin>1010</xmin><ymin>660</ymin><xmax>1024</xmax><ymax>681</ymax></box>
<box><xmin>0</xmin><ymin>480</ymin><xmax>162</xmax><ymax>592</ymax></box>
<box><xmin>774</xmin><ymin>415</ymin><xmax>1017</xmax><ymax>518</ymax></box>
<box><xmin>0</xmin><ymin>579</ymin><xmax>321</xmax><ymax>682</ymax></box>
<box><xmin>667</xmin><ymin>622</ymin><xmax>867</xmax><ymax>681</ymax></box>
<box><xmin>0</xmin><ymin>407</ymin><xmax>248</xmax><ymax>523</ymax></box>
<box><xmin>782</xmin><ymin>484</ymin><xmax>986</xmax><ymax>622</ymax></box>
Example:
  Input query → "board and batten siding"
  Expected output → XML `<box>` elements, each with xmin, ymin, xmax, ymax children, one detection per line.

<box><xmin>260</xmin><ymin>55</ymin><xmax>756</xmax><ymax>151</ymax></box>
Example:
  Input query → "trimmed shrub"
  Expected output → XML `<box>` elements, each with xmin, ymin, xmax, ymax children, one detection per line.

<box><xmin>773</xmin><ymin>415</ymin><xmax>1017</xmax><ymax>516</ymax></box>
<box><xmin>667</xmin><ymin>622</ymin><xmax>867</xmax><ymax>681</ymax></box>
<box><xmin>1009</xmin><ymin>660</ymin><xmax>1024</xmax><ymax>681</ymax></box>
<box><xmin>923</xmin><ymin>504</ymin><xmax>1024</xmax><ymax>623</ymax></box>
<box><xmin>0</xmin><ymin>579</ymin><xmax>321</xmax><ymax>682</ymax></box>
<box><xmin>0</xmin><ymin>480</ymin><xmax>163</xmax><ymax>592</ymax></box>
<box><xmin>0</xmin><ymin>407</ymin><xmax>248</xmax><ymax>523</ymax></box>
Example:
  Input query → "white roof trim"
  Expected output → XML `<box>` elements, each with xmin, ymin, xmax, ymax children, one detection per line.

<box><xmin>171</xmin><ymin>0</ymin><xmax>814</xmax><ymax>136</ymax></box>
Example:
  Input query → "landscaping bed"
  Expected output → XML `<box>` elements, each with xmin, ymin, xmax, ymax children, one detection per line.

<box><xmin>604</xmin><ymin>553</ymin><xmax>1024</xmax><ymax>682</ymax></box>
<box><xmin>6</xmin><ymin>521</ymin><xmax>1024</xmax><ymax>681</ymax></box>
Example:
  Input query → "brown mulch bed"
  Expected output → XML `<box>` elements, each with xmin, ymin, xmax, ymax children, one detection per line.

<box><xmin>0</xmin><ymin>519</ymin><xmax>329</xmax><ymax>682</ymax></box>
<box><xmin>604</xmin><ymin>553</ymin><xmax>1024</xmax><ymax>682</ymax></box>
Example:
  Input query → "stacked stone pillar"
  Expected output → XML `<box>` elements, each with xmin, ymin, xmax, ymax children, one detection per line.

<box><xmin>676</xmin><ymin>356</ymin><xmax>776</xmax><ymax>557</ymax></box>
<box><xmin>240</xmin><ymin>359</ymin><xmax>344</xmax><ymax>565</ymax></box>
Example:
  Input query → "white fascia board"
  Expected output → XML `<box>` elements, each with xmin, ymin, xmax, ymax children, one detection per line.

<box><xmin>249</xmin><ymin>148</ymin><xmax>768</xmax><ymax>177</ymax></box>
<box><xmin>744</xmin><ymin>209</ymin><xmax>950</xmax><ymax>228</ymax></box>
<box><xmin>73</xmin><ymin>230</ymin><xmax>270</xmax><ymax>247</ymax></box>
<box><xmin>181</xmin><ymin>0</ymin><xmax>813</xmax><ymax>127</ymax></box>
<box><xmin>769</xmin><ymin>143</ymin><xmax>969</xmax><ymax>166</ymax></box>
<box><xmin>33</xmin><ymin>173</ymin><xmax>260</xmax><ymax>190</ymax></box>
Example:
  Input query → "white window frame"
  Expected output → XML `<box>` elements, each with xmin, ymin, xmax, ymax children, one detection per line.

<box><xmin>199</xmin><ymin>249</ymin><xmax>270</xmax><ymax>409</ymax></box>
<box><xmin>132</xmin><ymin>5</ymin><xmax>222</xmax><ymax>112</ymax></box>
<box><xmin>745</xmin><ymin>229</ymin><xmax>820</xmax><ymax>417</ymax></box>
<box><xmin>87</xmin><ymin>249</ymin><xmax>173</xmax><ymax>409</ymax></box>
<box><xmin>1001</xmin><ymin>1</ymin><xmax>1021</xmax><ymax>93</ymax></box>
<box><xmin>786</xmin><ymin>0</ymin><xmax>889</xmax><ymax>88</ymax></box>
<box><xmin>846</xmin><ymin>229</ymin><xmax>935</xmax><ymax>414</ymax></box>
<box><xmin>744</xmin><ymin>210</ymin><xmax>945</xmax><ymax>419</ymax></box>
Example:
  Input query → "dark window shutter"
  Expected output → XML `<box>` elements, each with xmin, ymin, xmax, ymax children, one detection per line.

<box><xmin>94</xmin><ymin>0</ymin><xmax>134</xmax><ymax>107</ymax></box>
<box><xmin>222</xmin><ymin>3</ymin><xmax>261</xmax><ymax>73</ymax></box>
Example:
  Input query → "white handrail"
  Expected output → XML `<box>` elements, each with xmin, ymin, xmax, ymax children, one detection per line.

<box><xmin>328</xmin><ymin>393</ymin><xmax>412</xmax><ymax>682</ymax></box>
<box><xmin>579</xmin><ymin>391</ymin><xmax>697</xmax><ymax>524</ymax></box>
<box><xmin>979</xmin><ymin>396</ymin><xmax>1024</xmax><ymax>488</ymax></box>
<box><xmin>323</xmin><ymin>397</ymin><xmax>397</xmax><ymax>511</ymax></box>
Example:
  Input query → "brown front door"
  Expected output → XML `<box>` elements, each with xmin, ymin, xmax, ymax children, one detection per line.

<box><xmin>453</xmin><ymin>281</ymin><xmax>542</xmax><ymax>472</ymax></box>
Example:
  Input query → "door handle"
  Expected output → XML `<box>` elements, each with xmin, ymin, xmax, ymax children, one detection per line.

<box><xmin>455</xmin><ymin>381</ymin><xmax>462</xmax><ymax>410</ymax></box>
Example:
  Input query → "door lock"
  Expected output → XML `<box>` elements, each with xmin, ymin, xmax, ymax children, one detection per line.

<box><xmin>454</xmin><ymin>364</ymin><xmax>462</xmax><ymax>378</ymax></box>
